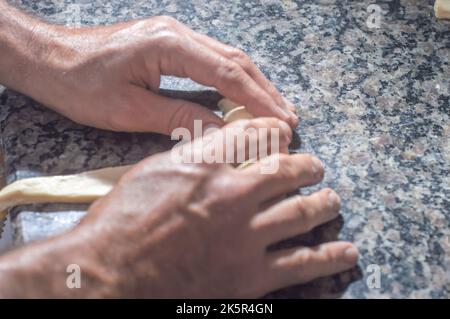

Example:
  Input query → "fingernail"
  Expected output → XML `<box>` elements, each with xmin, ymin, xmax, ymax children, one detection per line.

<box><xmin>344</xmin><ymin>246</ymin><xmax>359</xmax><ymax>264</ymax></box>
<box><xmin>327</xmin><ymin>191</ymin><xmax>341</xmax><ymax>209</ymax></box>
<box><xmin>311</xmin><ymin>157</ymin><xmax>324</xmax><ymax>175</ymax></box>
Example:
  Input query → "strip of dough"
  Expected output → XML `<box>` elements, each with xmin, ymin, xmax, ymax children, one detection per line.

<box><xmin>435</xmin><ymin>0</ymin><xmax>450</xmax><ymax>19</ymax></box>
<box><xmin>218</xmin><ymin>98</ymin><xmax>241</xmax><ymax>114</ymax></box>
<box><xmin>223</xmin><ymin>106</ymin><xmax>254</xmax><ymax>123</ymax></box>
<box><xmin>0</xmin><ymin>165</ymin><xmax>132</xmax><ymax>221</ymax></box>
<box><xmin>219</xmin><ymin>99</ymin><xmax>259</xmax><ymax>170</ymax></box>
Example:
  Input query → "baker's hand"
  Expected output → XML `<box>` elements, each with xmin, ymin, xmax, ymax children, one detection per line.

<box><xmin>2</xmin><ymin>13</ymin><xmax>298</xmax><ymax>134</ymax></box>
<box><xmin>85</xmin><ymin>118</ymin><xmax>357</xmax><ymax>298</ymax></box>
<box><xmin>0</xmin><ymin>118</ymin><xmax>357</xmax><ymax>298</ymax></box>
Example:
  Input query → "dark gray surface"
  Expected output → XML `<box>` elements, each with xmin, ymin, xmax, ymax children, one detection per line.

<box><xmin>0</xmin><ymin>0</ymin><xmax>449</xmax><ymax>298</ymax></box>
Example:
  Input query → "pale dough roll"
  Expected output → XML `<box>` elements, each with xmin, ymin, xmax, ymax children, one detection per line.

<box><xmin>0</xmin><ymin>165</ymin><xmax>132</xmax><ymax>220</ymax></box>
<box><xmin>219</xmin><ymin>101</ymin><xmax>257</xmax><ymax>169</ymax></box>
<box><xmin>236</xmin><ymin>158</ymin><xmax>258</xmax><ymax>170</ymax></box>
<box><xmin>223</xmin><ymin>106</ymin><xmax>254</xmax><ymax>123</ymax></box>
<box><xmin>435</xmin><ymin>0</ymin><xmax>450</xmax><ymax>19</ymax></box>
<box><xmin>217</xmin><ymin>98</ymin><xmax>242</xmax><ymax>113</ymax></box>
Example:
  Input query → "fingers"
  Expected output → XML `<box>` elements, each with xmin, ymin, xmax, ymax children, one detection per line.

<box><xmin>240</xmin><ymin>153</ymin><xmax>325</xmax><ymax>201</ymax></box>
<box><xmin>252</xmin><ymin>188</ymin><xmax>341</xmax><ymax>245</ymax></box>
<box><xmin>187</xmin><ymin>117</ymin><xmax>293</xmax><ymax>166</ymax></box>
<box><xmin>264</xmin><ymin>242</ymin><xmax>359</xmax><ymax>292</ymax></box>
<box><xmin>107</xmin><ymin>86</ymin><xmax>224</xmax><ymax>135</ymax></box>
<box><xmin>154</xmin><ymin>32</ymin><xmax>298</xmax><ymax>128</ymax></box>
<box><xmin>187</xmin><ymin>31</ymin><xmax>298</xmax><ymax>117</ymax></box>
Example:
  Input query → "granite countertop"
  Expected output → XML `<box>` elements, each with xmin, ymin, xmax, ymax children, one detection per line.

<box><xmin>0</xmin><ymin>0</ymin><xmax>449</xmax><ymax>298</ymax></box>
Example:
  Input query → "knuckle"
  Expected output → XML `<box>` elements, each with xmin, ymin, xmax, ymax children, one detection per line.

<box><xmin>105</xmin><ymin>113</ymin><xmax>126</xmax><ymax>131</ymax></box>
<box><xmin>216</xmin><ymin>59</ymin><xmax>245</xmax><ymax>87</ymax></box>
<box><xmin>222</xmin><ymin>174</ymin><xmax>253</xmax><ymax>196</ymax></box>
<box><xmin>144</xmin><ymin>18</ymin><xmax>182</xmax><ymax>48</ymax></box>
<box><xmin>151</xmin><ymin>15</ymin><xmax>178</xmax><ymax>29</ymax></box>
<box><xmin>322</xmin><ymin>247</ymin><xmax>337</xmax><ymax>263</ymax></box>
<box><xmin>301</xmin><ymin>154</ymin><xmax>322</xmax><ymax>178</ymax></box>
<box><xmin>292</xmin><ymin>195</ymin><xmax>306</xmax><ymax>214</ymax></box>
<box><xmin>292</xmin><ymin>196</ymin><xmax>314</xmax><ymax>231</ymax></box>
<box><xmin>295</xmin><ymin>249</ymin><xmax>313</xmax><ymax>266</ymax></box>
<box><xmin>228</xmin><ymin>47</ymin><xmax>252</xmax><ymax>67</ymax></box>
<box><xmin>278</xmin><ymin>154</ymin><xmax>298</xmax><ymax>179</ymax></box>
<box><xmin>249</xmin><ymin>117</ymin><xmax>280</xmax><ymax>129</ymax></box>
<box><xmin>205</xmin><ymin>172</ymin><xmax>249</xmax><ymax>205</ymax></box>
<box><xmin>157</xmin><ymin>31</ymin><xmax>183</xmax><ymax>50</ymax></box>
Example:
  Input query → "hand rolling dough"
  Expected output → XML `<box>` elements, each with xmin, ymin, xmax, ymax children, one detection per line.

<box><xmin>435</xmin><ymin>0</ymin><xmax>450</xmax><ymax>19</ymax></box>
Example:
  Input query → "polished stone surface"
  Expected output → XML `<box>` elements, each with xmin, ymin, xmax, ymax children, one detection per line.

<box><xmin>0</xmin><ymin>0</ymin><xmax>449</xmax><ymax>298</ymax></box>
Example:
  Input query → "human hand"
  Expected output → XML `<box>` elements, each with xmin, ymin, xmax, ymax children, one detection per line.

<box><xmin>0</xmin><ymin>118</ymin><xmax>357</xmax><ymax>298</ymax></box>
<box><xmin>3</xmin><ymin>14</ymin><xmax>298</xmax><ymax>134</ymax></box>
<box><xmin>78</xmin><ymin>118</ymin><xmax>356</xmax><ymax>298</ymax></box>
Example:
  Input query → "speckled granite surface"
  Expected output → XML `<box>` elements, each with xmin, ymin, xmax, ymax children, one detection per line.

<box><xmin>0</xmin><ymin>0</ymin><xmax>449</xmax><ymax>298</ymax></box>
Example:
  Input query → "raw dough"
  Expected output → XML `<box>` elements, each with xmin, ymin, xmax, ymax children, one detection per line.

<box><xmin>435</xmin><ymin>0</ymin><xmax>450</xmax><ymax>19</ymax></box>
<box><xmin>223</xmin><ymin>106</ymin><xmax>254</xmax><ymax>123</ymax></box>
<box><xmin>0</xmin><ymin>165</ymin><xmax>131</xmax><ymax>221</ymax></box>
<box><xmin>218</xmin><ymin>99</ymin><xmax>258</xmax><ymax>169</ymax></box>
<box><xmin>236</xmin><ymin>158</ymin><xmax>258</xmax><ymax>170</ymax></box>
<box><xmin>217</xmin><ymin>98</ymin><xmax>241</xmax><ymax>113</ymax></box>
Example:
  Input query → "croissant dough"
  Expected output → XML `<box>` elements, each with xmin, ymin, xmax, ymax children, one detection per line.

<box><xmin>435</xmin><ymin>0</ymin><xmax>450</xmax><ymax>19</ymax></box>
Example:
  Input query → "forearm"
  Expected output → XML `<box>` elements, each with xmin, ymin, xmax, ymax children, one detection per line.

<box><xmin>0</xmin><ymin>228</ymin><xmax>118</xmax><ymax>298</ymax></box>
<box><xmin>0</xmin><ymin>1</ymin><xmax>40</xmax><ymax>87</ymax></box>
<box><xmin>0</xmin><ymin>1</ymin><xmax>68</xmax><ymax>101</ymax></box>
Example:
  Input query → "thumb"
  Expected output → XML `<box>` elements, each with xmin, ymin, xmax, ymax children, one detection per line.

<box><xmin>117</xmin><ymin>86</ymin><xmax>224</xmax><ymax>136</ymax></box>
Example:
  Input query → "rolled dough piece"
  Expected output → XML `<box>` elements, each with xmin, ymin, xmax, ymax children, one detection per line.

<box><xmin>223</xmin><ymin>106</ymin><xmax>254</xmax><ymax>123</ymax></box>
<box><xmin>218</xmin><ymin>100</ymin><xmax>257</xmax><ymax>169</ymax></box>
<box><xmin>236</xmin><ymin>158</ymin><xmax>258</xmax><ymax>170</ymax></box>
<box><xmin>0</xmin><ymin>158</ymin><xmax>257</xmax><ymax>223</ymax></box>
<box><xmin>0</xmin><ymin>165</ymin><xmax>132</xmax><ymax>222</ymax></box>
<box><xmin>435</xmin><ymin>0</ymin><xmax>450</xmax><ymax>19</ymax></box>
<box><xmin>218</xmin><ymin>98</ymin><xmax>241</xmax><ymax>113</ymax></box>
<box><xmin>218</xmin><ymin>99</ymin><xmax>258</xmax><ymax>169</ymax></box>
